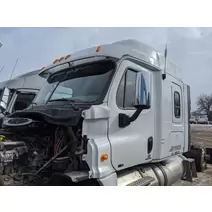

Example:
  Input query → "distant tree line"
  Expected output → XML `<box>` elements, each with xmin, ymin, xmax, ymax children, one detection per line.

<box><xmin>192</xmin><ymin>94</ymin><xmax>212</xmax><ymax>121</ymax></box>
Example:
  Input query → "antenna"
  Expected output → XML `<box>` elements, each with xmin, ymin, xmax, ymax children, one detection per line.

<box><xmin>0</xmin><ymin>66</ymin><xmax>4</xmax><ymax>75</ymax></box>
<box><xmin>10</xmin><ymin>58</ymin><xmax>19</xmax><ymax>80</ymax></box>
<box><xmin>162</xmin><ymin>44</ymin><xmax>167</xmax><ymax>80</ymax></box>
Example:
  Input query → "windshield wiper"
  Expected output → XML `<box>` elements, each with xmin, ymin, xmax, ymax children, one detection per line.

<box><xmin>48</xmin><ymin>98</ymin><xmax>80</xmax><ymax>111</ymax></box>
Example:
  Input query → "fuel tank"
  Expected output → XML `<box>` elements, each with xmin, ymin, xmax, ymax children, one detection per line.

<box><xmin>117</xmin><ymin>155</ymin><xmax>185</xmax><ymax>186</ymax></box>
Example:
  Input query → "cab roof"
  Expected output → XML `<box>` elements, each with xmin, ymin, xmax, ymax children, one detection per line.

<box><xmin>0</xmin><ymin>69</ymin><xmax>46</xmax><ymax>90</ymax></box>
<box><xmin>40</xmin><ymin>39</ymin><xmax>182</xmax><ymax>81</ymax></box>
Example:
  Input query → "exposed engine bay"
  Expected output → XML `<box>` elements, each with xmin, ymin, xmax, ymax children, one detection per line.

<box><xmin>0</xmin><ymin>107</ymin><xmax>91</xmax><ymax>186</ymax></box>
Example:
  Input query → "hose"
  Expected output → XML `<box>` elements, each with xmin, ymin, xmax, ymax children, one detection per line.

<box><xmin>35</xmin><ymin>145</ymin><xmax>68</xmax><ymax>175</ymax></box>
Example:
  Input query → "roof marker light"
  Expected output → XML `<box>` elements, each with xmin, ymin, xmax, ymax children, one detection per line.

<box><xmin>96</xmin><ymin>46</ymin><xmax>102</xmax><ymax>52</ymax></box>
<box><xmin>53</xmin><ymin>59</ymin><xmax>59</xmax><ymax>64</ymax></box>
<box><xmin>59</xmin><ymin>57</ymin><xmax>64</xmax><ymax>62</ymax></box>
<box><xmin>65</xmin><ymin>55</ymin><xmax>71</xmax><ymax>60</ymax></box>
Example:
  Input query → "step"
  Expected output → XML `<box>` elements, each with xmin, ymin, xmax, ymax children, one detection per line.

<box><xmin>127</xmin><ymin>176</ymin><xmax>155</xmax><ymax>186</ymax></box>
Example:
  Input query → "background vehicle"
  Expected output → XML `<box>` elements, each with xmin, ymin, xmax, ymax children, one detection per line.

<box><xmin>190</xmin><ymin>115</ymin><xmax>197</xmax><ymax>124</ymax></box>
<box><xmin>0</xmin><ymin>70</ymin><xmax>48</xmax><ymax>115</ymax></box>
<box><xmin>0</xmin><ymin>70</ymin><xmax>48</xmax><ymax>126</ymax></box>
<box><xmin>197</xmin><ymin>115</ymin><xmax>208</xmax><ymax>124</ymax></box>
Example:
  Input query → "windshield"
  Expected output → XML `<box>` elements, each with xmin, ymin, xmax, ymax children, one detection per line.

<box><xmin>33</xmin><ymin>60</ymin><xmax>115</xmax><ymax>105</ymax></box>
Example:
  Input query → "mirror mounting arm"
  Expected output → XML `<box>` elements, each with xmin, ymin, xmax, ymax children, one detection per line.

<box><xmin>119</xmin><ymin>105</ymin><xmax>150</xmax><ymax>128</ymax></box>
<box><xmin>129</xmin><ymin>107</ymin><xmax>143</xmax><ymax>122</ymax></box>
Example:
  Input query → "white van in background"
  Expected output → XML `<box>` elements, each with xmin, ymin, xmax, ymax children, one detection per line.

<box><xmin>197</xmin><ymin>115</ymin><xmax>208</xmax><ymax>124</ymax></box>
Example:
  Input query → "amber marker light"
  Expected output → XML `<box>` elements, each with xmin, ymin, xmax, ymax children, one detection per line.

<box><xmin>65</xmin><ymin>55</ymin><xmax>71</xmax><ymax>60</ymax></box>
<box><xmin>96</xmin><ymin>46</ymin><xmax>102</xmax><ymax>52</ymax></box>
<box><xmin>53</xmin><ymin>59</ymin><xmax>59</xmax><ymax>64</ymax></box>
<box><xmin>100</xmin><ymin>153</ymin><xmax>108</xmax><ymax>162</ymax></box>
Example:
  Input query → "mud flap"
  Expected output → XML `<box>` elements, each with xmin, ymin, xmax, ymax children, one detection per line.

<box><xmin>183</xmin><ymin>142</ymin><xmax>207</xmax><ymax>172</ymax></box>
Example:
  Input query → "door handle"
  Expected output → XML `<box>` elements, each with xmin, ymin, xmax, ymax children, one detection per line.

<box><xmin>148</xmin><ymin>136</ymin><xmax>153</xmax><ymax>154</ymax></box>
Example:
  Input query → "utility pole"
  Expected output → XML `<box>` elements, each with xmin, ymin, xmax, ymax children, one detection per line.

<box><xmin>10</xmin><ymin>58</ymin><xmax>19</xmax><ymax>80</ymax></box>
<box><xmin>0</xmin><ymin>66</ymin><xmax>4</xmax><ymax>75</ymax></box>
<box><xmin>0</xmin><ymin>43</ymin><xmax>3</xmax><ymax>77</ymax></box>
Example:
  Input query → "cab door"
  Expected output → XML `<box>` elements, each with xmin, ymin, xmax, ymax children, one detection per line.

<box><xmin>107</xmin><ymin>60</ymin><xmax>154</xmax><ymax>171</ymax></box>
<box><xmin>169</xmin><ymin>82</ymin><xmax>184</xmax><ymax>155</ymax></box>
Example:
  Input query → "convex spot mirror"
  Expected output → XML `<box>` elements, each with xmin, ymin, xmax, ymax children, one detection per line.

<box><xmin>134</xmin><ymin>71</ymin><xmax>151</xmax><ymax>109</ymax></box>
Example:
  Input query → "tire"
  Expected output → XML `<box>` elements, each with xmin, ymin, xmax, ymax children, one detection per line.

<box><xmin>205</xmin><ymin>162</ymin><xmax>207</xmax><ymax>170</ymax></box>
<box><xmin>194</xmin><ymin>149</ymin><xmax>205</xmax><ymax>172</ymax></box>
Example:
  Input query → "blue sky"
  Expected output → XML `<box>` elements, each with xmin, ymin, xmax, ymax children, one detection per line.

<box><xmin>1</xmin><ymin>27</ymin><xmax>212</xmax><ymax>110</ymax></box>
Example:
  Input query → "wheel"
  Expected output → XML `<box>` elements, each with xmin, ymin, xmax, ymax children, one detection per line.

<box><xmin>194</xmin><ymin>149</ymin><xmax>206</xmax><ymax>172</ymax></box>
<box><xmin>205</xmin><ymin>162</ymin><xmax>207</xmax><ymax>170</ymax></box>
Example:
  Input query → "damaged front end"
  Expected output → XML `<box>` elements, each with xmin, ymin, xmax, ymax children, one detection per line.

<box><xmin>0</xmin><ymin>58</ymin><xmax>116</xmax><ymax>186</ymax></box>
<box><xmin>0</xmin><ymin>105</ymin><xmax>94</xmax><ymax>186</ymax></box>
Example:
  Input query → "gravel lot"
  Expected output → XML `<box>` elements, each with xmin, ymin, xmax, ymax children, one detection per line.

<box><xmin>173</xmin><ymin>124</ymin><xmax>212</xmax><ymax>186</ymax></box>
<box><xmin>191</xmin><ymin>124</ymin><xmax>212</xmax><ymax>148</ymax></box>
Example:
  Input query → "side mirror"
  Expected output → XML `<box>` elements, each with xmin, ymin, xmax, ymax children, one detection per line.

<box><xmin>0</xmin><ymin>87</ymin><xmax>10</xmax><ymax>112</ymax></box>
<box><xmin>119</xmin><ymin>70</ymin><xmax>151</xmax><ymax>128</ymax></box>
<box><xmin>134</xmin><ymin>72</ymin><xmax>150</xmax><ymax>109</ymax></box>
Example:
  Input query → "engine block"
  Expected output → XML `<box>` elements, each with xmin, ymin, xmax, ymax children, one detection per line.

<box><xmin>0</xmin><ymin>141</ymin><xmax>28</xmax><ymax>174</ymax></box>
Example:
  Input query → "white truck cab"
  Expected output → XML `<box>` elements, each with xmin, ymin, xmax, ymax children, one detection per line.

<box><xmin>0</xmin><ymin>39</ymin><xmax>192</xmax><ymax>186</ymax></box>
<box><xmin>0</xmin><ymin>70</ymin><xmax>47</xmax><ymax>117</ymax></box>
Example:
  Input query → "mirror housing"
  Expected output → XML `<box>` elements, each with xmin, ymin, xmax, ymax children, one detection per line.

<box><xmin>119</xmin><ymin>71</ymin><xmax>151</xmax><ymax>128</ymax></box>
<box><xmin>134</xmin><ymin>72</ymin><xmax>150</xmax><ymax>109</ymax></box>
<box><xmin>0</xmin><ymin>87</ymin><xmax>10</xmax><ymax>112</ymax></box>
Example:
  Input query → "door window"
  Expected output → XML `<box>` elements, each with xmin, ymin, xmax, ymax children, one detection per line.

<box><xmin>116</xmin><ymin>69</ymin><xmax>137</xmax><ymax>109</ymax></box>
<box><xmin>174</xmin><ymin>91</ymin><xmax>181</xmax><ymax>118</ymax></box>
